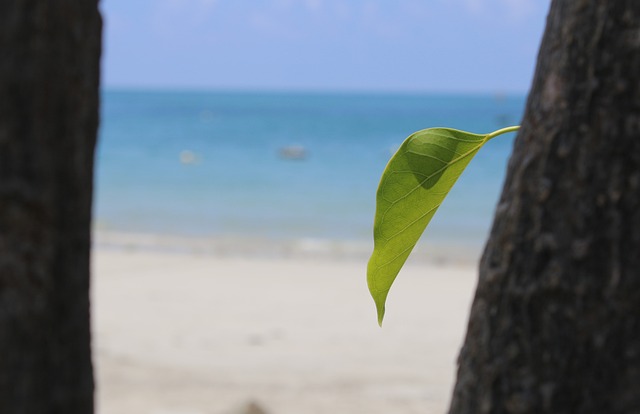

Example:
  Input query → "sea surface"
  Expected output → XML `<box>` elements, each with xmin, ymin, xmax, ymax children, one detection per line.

<box><xmin>95</xmin><ymin>90</ymin><xmax>525</xmax><ymax>257</ymax></box>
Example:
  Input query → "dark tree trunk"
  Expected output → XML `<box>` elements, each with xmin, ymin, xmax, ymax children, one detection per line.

<box><xmin>0</xmin><ymin>2</ymin><xmax>101</xmax><ymax>413</ymax></box>
<box><xmin>449</xmin><ymin>1</ymin><xmax>640</xmax><ymax>413</ymax></box>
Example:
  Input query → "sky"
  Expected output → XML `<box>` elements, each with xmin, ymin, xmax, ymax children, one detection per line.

<box><xmin>101</xmin><ymin>0</ymin><xmax>551</xmax><ymax>93</ymax></box>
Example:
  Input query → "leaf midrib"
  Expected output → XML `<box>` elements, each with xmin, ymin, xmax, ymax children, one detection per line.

<box><xmin>377</xmin><ymin>137</ymin><xmax>487</xmax><ymax>232</ymax></box>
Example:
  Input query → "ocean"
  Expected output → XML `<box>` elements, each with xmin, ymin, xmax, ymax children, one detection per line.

<box><xmin>95</xmin><ymin>90</ymin><xmax>525</xmax><ymax>259</ymax></box>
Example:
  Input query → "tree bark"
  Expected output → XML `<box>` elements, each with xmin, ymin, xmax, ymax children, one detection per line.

<box><xmin>0</xmin><ymin>2</ymin><xmax>101</xmax><ymax>413</ymax></box>
<box><xmin>449</xmin><ymin>1</ymin><xmax>640</xmax><ymax>413</ymax></box>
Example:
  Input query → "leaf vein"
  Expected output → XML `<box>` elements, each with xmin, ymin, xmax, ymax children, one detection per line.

<box><xmin>379</xmin><ymin>143</ymin><xmax>483</xmax><ymax>216</ymax></box>
<box><xmin>383</xmin><ymin>202</ymin><xmax>441</xmax><ymax>241</ymax></box>
<box><xmin>411</xmin><ymin>131</ymin><xmax>484</xmax><ymax>143</ymax></box>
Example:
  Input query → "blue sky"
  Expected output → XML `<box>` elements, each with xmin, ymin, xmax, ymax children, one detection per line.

<box><xmin>101</xmin><ymin>0</ymin><xmax>550</xmax><ymax>93</ymax></box>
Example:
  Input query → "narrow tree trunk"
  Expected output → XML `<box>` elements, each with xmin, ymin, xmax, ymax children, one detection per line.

<box><xmin>0</xmin><ymin>2</ymin><xmax>101</xmax><ymax>413</ymax></box>
<box><xmin>449</xmin><ymin>1</ymin><xmax>640</xmax><ymax>413</ymax></box>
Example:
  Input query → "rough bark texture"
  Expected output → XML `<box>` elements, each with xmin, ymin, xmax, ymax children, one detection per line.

<box><xmin>0</xmin><ymin>2</ymin><xmax>101</xmax><ymax>413</ymax></box>
<box><xmin>448</xmin><ymin>1</ymin><xmax>640</xmax><ymax>413</ymax></box>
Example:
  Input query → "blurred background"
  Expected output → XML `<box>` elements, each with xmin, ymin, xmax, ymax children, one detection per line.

<box><xmin>93</xmin><ymin>1</ymin><xmax>549</xmax><ymax>413</ymax></box>
<box><xmin>95</xmin><ymin>0</ymin><xmax>548</xmax><ymax>258</ymax></box>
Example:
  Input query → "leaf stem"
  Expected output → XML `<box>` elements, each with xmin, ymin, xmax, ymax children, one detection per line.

<box><xmin>486</xmin><ymin>125</ymin><xmax>520</xmax><ymax>141</ymax></box>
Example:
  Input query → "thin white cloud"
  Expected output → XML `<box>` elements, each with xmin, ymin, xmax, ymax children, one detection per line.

<box><xmin>458</xmin><ymin>0</ymin><xmax>545</xmax><ymax>20</ymax></box>
<box><xmin>199</xmin><ymin>0</ymin><xmax>218</xmax><ymax>12</ymax></box>
<box><xmin>305</xmin><ymin>0</ymin><xmax>323</xmax><ymax>12</ymax></box>
<box><xmin>464</xmin><ymin>0</ymin><xmax>484</xmax><ymax>15</ymax></box>
<box><xmin>151</xmin><ymin>0</ymin><xmax>221</xmax><ymax>35</ymax></box>
<box><xmin>501</xmin><ymin>0</ymin><xmax>537</xmax><ymax>19</ymax></box>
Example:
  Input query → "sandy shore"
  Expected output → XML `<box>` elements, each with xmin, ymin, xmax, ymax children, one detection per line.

<box><xmin>92</xmin><ymin>245</ymin><xmax>478</xmax><ymax>414</ymax></box>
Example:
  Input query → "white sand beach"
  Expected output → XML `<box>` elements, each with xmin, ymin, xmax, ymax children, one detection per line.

<box><xmin>92</xmin><ymin>238</ymin><xmax>478</xmax><ymax>414</ymax></box>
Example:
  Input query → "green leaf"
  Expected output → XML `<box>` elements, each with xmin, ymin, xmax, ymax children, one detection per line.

<box><xmin>367</xmin><ymin>126</ymin><xmax>519</xmax><ymax>326</ymax></box>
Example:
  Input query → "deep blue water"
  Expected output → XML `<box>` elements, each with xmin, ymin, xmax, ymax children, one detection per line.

<box><xmin>95</xmin><ymin>90</ymin><xmax>525</xmax><ymax>248</ymax></box>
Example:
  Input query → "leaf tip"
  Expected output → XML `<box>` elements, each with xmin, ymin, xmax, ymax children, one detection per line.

<box><xmin>375</xmin><ymin>300</ymin><xmax>385</xmax><ymax>327</ymax></box>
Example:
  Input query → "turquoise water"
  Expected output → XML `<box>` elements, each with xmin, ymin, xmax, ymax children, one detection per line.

<box><xmin>95</xmin><ymin>90</ymin><xmax>524</xmax><ymax>249</ymax></box>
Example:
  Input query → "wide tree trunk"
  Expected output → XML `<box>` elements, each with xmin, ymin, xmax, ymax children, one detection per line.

<box><xmin>448</xmin><ymin>1</ymin><xmax>640</xmax><ymax>413</ymax></box>
<box><xmin>0</xmin><ymin>2</ymin><xmax>101</xmax><ymax>413</ymax></box>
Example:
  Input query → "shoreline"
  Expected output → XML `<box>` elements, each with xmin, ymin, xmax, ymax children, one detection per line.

<box><xmin>92</xmin><ymin>229</ymin><xmax>484</xmax><ymax>266</ymax></box>
<box><xmin>92</xmin><ymin>247</ymin><xmax>478</xmax><ymax>414</ymax></box>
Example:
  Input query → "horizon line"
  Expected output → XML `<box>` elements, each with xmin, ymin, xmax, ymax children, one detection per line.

<box><xmin>100</xmin><ymin>85</ymin><xmax>529</xmax><ymax>97</ymax></box>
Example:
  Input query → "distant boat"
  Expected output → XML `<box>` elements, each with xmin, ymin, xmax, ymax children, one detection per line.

<box><xmin>278</xmin><ymin>145</ymin><xmax>307</xmax><ymax>160</ymax></box>
<box><xmin>493</xmin><ymin>92</ymin><xmax>507</xmax><ymax>102</ymax></box>
<box><xmin>179</xmin><ymin>150</ymin><xmax>198</xmax><ymax>165</ymax></box>
<box><xmin>496</xmin><ymin>113</ymin><xmax>511</xmax><ymax>125</ymax></box>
